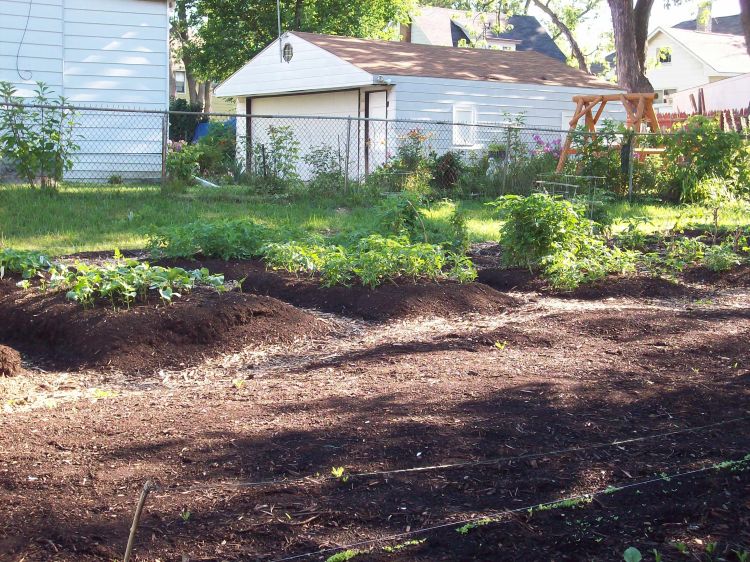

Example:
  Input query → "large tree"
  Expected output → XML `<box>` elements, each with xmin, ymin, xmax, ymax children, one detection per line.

<box><xmin>181</xmin><ymin>0</ymin><xmax>415</xmax><ymax>84</ymax></box>
<box><xmin>741</xmin><ymin>0</ymin><xmax>750</xmax><ymax>55</ymax></box>
<box><xmin>606</xmin><ymin>0</ymin><xmax>655</xmax><ymax>92</ymax></box>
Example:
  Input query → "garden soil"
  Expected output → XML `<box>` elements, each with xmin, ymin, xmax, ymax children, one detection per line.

<box><xmin>1</xmin><ymin>260</ymin><xmax>749</xmax><ymax>561</ymax></box>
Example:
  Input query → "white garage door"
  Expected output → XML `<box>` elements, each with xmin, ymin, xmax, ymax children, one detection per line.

<box><xmin>250</xmin><ymin>90</ymin><xmax>360</xmax><ymax>180</ymax></box>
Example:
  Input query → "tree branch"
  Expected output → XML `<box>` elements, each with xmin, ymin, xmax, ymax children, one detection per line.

<box><xmin>532</xmin><ymin>0</ymin><xmax>589</xmax><ymax>72</ymax></box>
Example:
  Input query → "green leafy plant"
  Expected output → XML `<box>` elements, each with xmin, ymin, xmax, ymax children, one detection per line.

<box><xmin>0</xmin><ymin>248</ymin><xmax>52</xmax><ymax>279</ymax></box>
<box><xmin>489</xmin><ymin>193</ymin><xmax>590</xmax><ymax>269</ymax></box>
<box><xmin>251</xmin><ymin>125</ymin><xmax>301</xmax><ymax>189</ymax></box>
<box><xmin>165</xmin><ymin>142</ymin><xmax>200</xmax><ymax>187</ymax></box>
<box><xmin>147</xmin><ymin>220</ymin><xmax>273</xmax><ymax>260</ymax></box>
<box><xmin>623</xmin><ymin>547</ymin><xmax>642</xmax><ymax>562</ymax></box>
<box><xmin>703</xmin><ymin>243</ymin><xmax>744</xmax><ymax>272</ymax></box>
<box><xmin>0</xmin><ymin>81</ymin><xmax>79</xmax><ymax>189</ymax></box>
<box><xmin>456</xmin><ymin>518</ymin><xmax>492</xmax><ymax>535</ymax></box>
<box><xmin>325</xmin><ymin>550</ymin><xmax>359</xmax><ymax>562</ymax></box>
<box><xmin>46</xmin><ymin>254</ymin><xmax>225</xmax><ymax>308</ymax></box>
<box><xmin>304</xmin><ymin>144</ymin><xmax>345</xmax><ymax>194</ymax></box>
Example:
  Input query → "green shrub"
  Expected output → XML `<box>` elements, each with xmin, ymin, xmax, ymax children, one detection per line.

<box><xmin>194</xmin><ymin>121</ymin><xmax>236</xmax><ymax>179</ymax></box>
<box><xmin>542</xmin><ymin>238</ymin><xmax>638</xmax><ymax>290</ymax></box>
<box><xmin>431</xmin><ymin>151</ymin><xmax>465</xmax><ymax>192</ymax></box>
<box><xmin>147</xmin><ymin>220</ymin><xmax>273</xmax><ymax>260</ymax></box>
<box><xmin>304</xmin><ymin>145</ymin><xmax>345</xmax><ymax>194</ymax></box>
<box><xmin>169</xmin><ymin>98</ymin><xmax>205</xmax><ymax>142</ymax></box>
<box><xmin>489</xmin><ymin>193</ymin><xmax>590</xmax><ymax>268</ymax></box>
<box><xmin>703</xmin><ymin>243</ymin><xmax>744</xmax><ymax>272</ymax></box>
<box><xmin>680</xmin><ymin>175</ymin><xmax>733</xmax><ymax>205</ymax></box>
<box><xmin>663</xmin><ymin>115</ymin><xmax>750</xmax><ymax>201</ymax></box>
<box><xmin>165</xmin><ymin>143</ymin><xmax>200</xmax><ymax>187</ymax></box>
<box><xmin>251</xmin><ymin>125</ymin><xmax>301</xmax><ymax>189</ymax></box>
<box><xmin>0</xmin><ymin>81</ymin><xmax>79</xmax><ymax>189</ymax></box>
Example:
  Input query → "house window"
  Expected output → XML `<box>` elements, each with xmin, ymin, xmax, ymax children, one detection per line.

<box><xmin>657</xmin><ymin>47</ymin><xmax>672</xmax><ymax>64</ymax></box>
<box><xmin>175</xmin><ymin>71</ymin><xmax>186</xmax><ymax>94</ymax></box>
<box><xmin>453</xmin><ymin>104</ymin><xmax>477</xmax><ymax>147</ymax></box>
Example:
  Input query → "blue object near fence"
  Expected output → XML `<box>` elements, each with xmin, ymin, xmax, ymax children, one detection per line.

<box><xmin>192</xmin><ymin>117</ymin><xmax>236</xmax><ymax>143</ymax></box>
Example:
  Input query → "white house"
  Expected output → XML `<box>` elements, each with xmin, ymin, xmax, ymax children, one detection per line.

<box><xmin>216</xmin><ymin>32</ymin><xmax>623</xmax><ymax>178</ymax></box>
<box><xmin>645</xmin><ymin>25</ymin><xmax>750</xmax><ymax>107</ymax></box>
<box><xmin>0</xmin><ymin>0</ymin><xmax>171</xmax><ymax>181</ymax></box>
<box><xmin>403</xmin><ymin>6</ymin><xmax>567</xmax><ymax>63</ymax></box>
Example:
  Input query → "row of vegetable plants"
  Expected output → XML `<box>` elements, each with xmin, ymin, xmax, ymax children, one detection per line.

<box><xmin>1</xmin><ymin>249</ymin><xmax>225</xmax><ymax>308</ymax></box>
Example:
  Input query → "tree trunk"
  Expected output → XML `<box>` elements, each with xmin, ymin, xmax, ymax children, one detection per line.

<box><xmin>293</xmin><ymin>0</ymin><xmax>304</xmax><ymax>29</ymax></box>
<box><xmin>176</xmin><ymin>0</ymin><xmax>199</xmax><ymax>105</ymax></box>
<box><xmin>533</xmin><ymin>0</ymin><xmax>589</xmax><ymax>72</ymax></box>
<box><xmin>741</xmin><ymin>0</ymin><xmax>750</xmax><ymax>56</ymax></box>
<box><xmin>607</xmin><ymin>0</ymin><xmax>653</xmax><ymax>92</ymax></box>
<box><xmin>633</xmin><ymin>0</ymin><xmax>654</xmax><ymax>71</ymax></box>
<box><xmin>203</xmin><ymin>82</ymin><xmax>212</xmax><ymax>113</ymax></box>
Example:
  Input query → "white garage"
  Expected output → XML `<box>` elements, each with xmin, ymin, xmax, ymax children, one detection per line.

<box><xmin>216</xmin><ymin>31</ymin><xmax>624</xmax><ymax>179</ymax></box>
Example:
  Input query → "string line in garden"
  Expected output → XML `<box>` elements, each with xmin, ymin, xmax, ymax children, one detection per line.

<box><xmin>173</xmin><ymin>416</ymin><xmax>748</xmax><ymax>495</ymax></box>
<box><xmin>267</xmin><ymin>455</ymin><xmax>748</xmax><ymax>562</ymax></box>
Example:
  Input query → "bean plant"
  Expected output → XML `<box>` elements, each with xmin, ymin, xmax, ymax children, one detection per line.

<box><xmin>0</xmin><ymin>248</ymin><xmax>52</xmax><ymax>279</ymax></box>
<box><xmin>48</xmin><ymin>258</ymin><xmax>225</xmax><ymax>307</ymax></box>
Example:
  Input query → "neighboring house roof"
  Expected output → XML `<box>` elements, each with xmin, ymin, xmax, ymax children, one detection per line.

<box><xmin>673</xmin><ymin>14</ymin><xmax>743</xmax><ymax>35</ymax></box>
<box><xmin>649</xmin><ymin>26</ymin><xmax>750</xmax><ymax>74</ymax></box>
<box><xmin>293</xmin><ymin>32</ymin><xmax>617</xmax><ymax>88</ymax></box>
<box><xmin>409</xmin><ymin>6</ymin><xmax>566</xmax><ymax>62</ymax></box>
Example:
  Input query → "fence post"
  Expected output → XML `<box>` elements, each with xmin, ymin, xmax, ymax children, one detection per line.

<box><xmin>501</xmin><ymin>126</ymin><xmax>511</xmax><ymax>195</ymax></box>
<box><xmin>344</xmin><ymin>117</ymin><xmax>352</xmax><ymax>193</ymax></box>
<box><xmin>627</xmin><ymin>133</ymin><xmax>635</xmax><ymax>203</ymax></box>
<box><xmin>161</xmin><ymin>112</ymin><xmax>169</xmax><ymax>187</ymax></box>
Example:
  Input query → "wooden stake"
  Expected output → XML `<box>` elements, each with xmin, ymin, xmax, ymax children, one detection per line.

<box><xmin>123</xmin><ymin>481</ymin><xmax>156</xmax><ymax>562</ymax></box>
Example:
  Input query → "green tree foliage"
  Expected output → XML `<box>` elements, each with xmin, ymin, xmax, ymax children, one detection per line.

<box><xmin>179</xmin><ymin>0</ymin><xmax>415</xmax><ymax>83</ymax></box>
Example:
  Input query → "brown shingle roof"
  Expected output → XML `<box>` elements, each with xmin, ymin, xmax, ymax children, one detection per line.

<box><xmin>292</xmin><ymin>32</ymin><xmax>619</xmax><ymax>89</ymax></box>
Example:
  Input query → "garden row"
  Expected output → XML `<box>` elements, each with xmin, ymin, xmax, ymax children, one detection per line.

<box><xmin>3</xmin><ymin>192</ymin><xmax>748</xmax><ymax>312</ymax></box>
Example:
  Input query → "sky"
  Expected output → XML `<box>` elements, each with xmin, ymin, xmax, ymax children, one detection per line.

<box><xmin>528</xmin><ymin>0</ymin><xmax>742</xmax><ymax>61</ymax></box>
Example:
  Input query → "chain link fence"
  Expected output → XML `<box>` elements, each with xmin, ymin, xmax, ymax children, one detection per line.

<box><xmin>1</xmin><ymin>103</ymin><xmax>747</xmax><ymax>199</ymax></box>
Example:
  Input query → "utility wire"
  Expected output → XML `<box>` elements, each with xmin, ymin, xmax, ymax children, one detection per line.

<box><xmin>173</xmin><ymin>416</ymin><xmax>748</xmax><ymax>495</ymax></box>
<box><xmin>268</xmin><ymin>456</ymin><xmax>747</xmax><ymax>562</ymax></box>
<box><xmin>16</xmin><ymin>0</ymin><xmax>34</xmax><ymax>80</ymax></box>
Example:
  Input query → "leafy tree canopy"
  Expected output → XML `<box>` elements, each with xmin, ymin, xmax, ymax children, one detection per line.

<box><xmin>180</xmin><ymin>0</ymin><xmax>415</xmax><ymax>83</ymax></box>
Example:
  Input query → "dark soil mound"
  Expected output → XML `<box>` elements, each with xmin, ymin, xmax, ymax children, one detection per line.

<box><xmin>564</xmin><ymin>274</ymin><xmax>707</xmax><ymax>300</ymax></box>
<box><xmin>683</xmin><ymin>264</ymin><xmax>750</xmax><ymax>287</ymax></box>
<box><xmin>157</xmin><ymin>258</ymin><xmax>520</xmax><ymax>321</ymax></box>
<box><xmin>477</xmin><ymin>267</ymin><xmax>707</xmax><ymax>300</ymax></box>
<box><xmin>0</xmin><ymin>288</ymin><xmax>328</xmax><ymax>373</ymax></box>
<box><xmin>0</xmin><ymin>345</ymin><xmax>22</xmax><ymax>377</ymax></box>
<box><xmin>476</xmin><ymin>267</ymin><xmax>541</xmax><ymax>292</ymax></box>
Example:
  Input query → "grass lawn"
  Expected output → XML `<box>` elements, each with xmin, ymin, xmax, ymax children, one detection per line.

<box><xmin>1</xmin><ymin>184</ymin><xmax>748</xmax><ymax>255</ymax></box>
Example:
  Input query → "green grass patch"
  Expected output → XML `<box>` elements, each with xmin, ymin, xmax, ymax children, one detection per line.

<box><xmin>1</xmin><ymin>184</ymin><xmax>749</xmax><ymax>256</ymax></box>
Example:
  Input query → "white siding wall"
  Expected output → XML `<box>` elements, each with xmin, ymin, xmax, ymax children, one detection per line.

<box><xmin>0</xmin><ymin>0</ymin><xmax>64</xmax><ymax>96</ymax></box>
<box><xmin>386</xmin><ymin>75</ymin><xmax>625</xmax><ymax>155</ymax></box>
<box><xmin>0</xmin><ymin>0</ymin><xmax>170</xmax><ymax>182</ymax></box>
<box><xmin>646</xmin><ymin>32</ymin><xmax>715</xmax><ymax>98</ymax></box>
<box><xmin>215</xmin><ymin>33</ymin><xmax>373</xmax><ymax>98</ymax></box>
<box><xmin>670</xmin><ymin>72</ymin><xmax>750</xmax><ymax>113</ymax></box>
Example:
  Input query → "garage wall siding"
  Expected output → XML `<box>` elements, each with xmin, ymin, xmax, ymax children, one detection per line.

<box><xmin>387</xmin><ymin>75</ymin><xmax>625</xmax><ymax>130</ymax></box>
<box><xmin>216</xmin><ymin>33</ymin><xmax>372</xmax><ymax>98</ymax></box>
